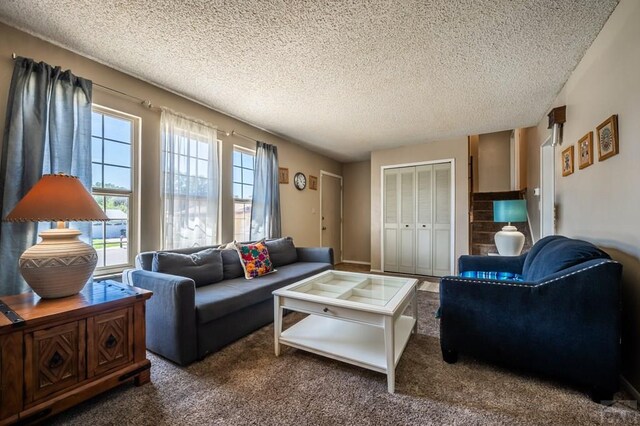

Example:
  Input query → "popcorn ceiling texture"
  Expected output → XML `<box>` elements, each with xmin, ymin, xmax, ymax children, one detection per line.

<box><xmin>0</xmin><ymin>1</ymin><xmax>619</xmax><ymax>161</ymax></box>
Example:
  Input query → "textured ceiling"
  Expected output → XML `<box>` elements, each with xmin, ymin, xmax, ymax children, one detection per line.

<box><xmin>0</xmin><ymin>0</ymin><xmax>619</xmax><ymax>161</ymax></box>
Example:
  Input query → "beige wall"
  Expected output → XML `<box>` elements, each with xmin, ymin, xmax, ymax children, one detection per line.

<box><xmin>0</xmin><ymin>23</ymin><xmax>341</xmax><ymax>254</ymax></box>
<box><xmin>525</xmin><ymin>0</ymin><xmax>640</xmax><ymax>393</ymax></box>
<box><xmin>342</xmin><ymin>161</ymin><xmax>371</xmax><ymax>263</ymax></box>
<box><xmin>370</xmin><ymin>138</ymin><xmax>469</xmax><ymax>272</ymax></box>
<box><xmin>478</xmin><ymin>130</ymin><xmax>511</xmax><ymax>192</ymax></box>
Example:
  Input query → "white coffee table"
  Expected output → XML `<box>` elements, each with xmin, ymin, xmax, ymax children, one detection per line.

<box><xmin>272</xmin><ymin>270</ymin><xmax>418</xmax><ymax>393</ymax></box>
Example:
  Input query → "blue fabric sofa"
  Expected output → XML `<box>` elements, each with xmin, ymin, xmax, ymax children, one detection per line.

<box><xmin>439</xmin><ymin>236</ymin><xmax>622</xmax><ymax>402</ymax></box>
<box><xmin>123</xmin><ymin>239</ymin><xmax>333</xmax><ymax>366</ymax></box>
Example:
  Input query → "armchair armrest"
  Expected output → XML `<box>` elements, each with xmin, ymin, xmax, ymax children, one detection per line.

<box><xmin>296</xmin><ymin>247</ymin><xmax>334</xmax><ymax>265</ymax></box>
<box><xmin>458</xmin><ymin>253</ymin><xmax>527</xmax><ymax>274</ymax></box>
<box><xmin>125</xmin><ymin>269</ymin><xmax>198</xmax><ymax>365</ymax></box>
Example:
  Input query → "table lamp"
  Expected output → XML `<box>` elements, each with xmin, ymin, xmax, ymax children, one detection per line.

<box><xmin>493</xmin><ymin>200</ymin><xmax>527</xmax><ymax>256</ymax></box>
<box><xmin>3</xmin><ymin>174</ymin><xmax>109</xmax><ymax>298</ymax></box>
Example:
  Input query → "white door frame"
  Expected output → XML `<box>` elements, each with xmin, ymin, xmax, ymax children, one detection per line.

<box><xmin>380</xmin><ymin>159</ymin><xmax>456</xmax><ymax>276</ymax></box>
<box><xmin>319</xmin><ymin>170</ymin><xmax>343</xmax><ymax>263</ymax></box>
<box><xmin>540</xmin><ymin>136</ymin><xmax>555</xmax><ymax>238</ymax></box>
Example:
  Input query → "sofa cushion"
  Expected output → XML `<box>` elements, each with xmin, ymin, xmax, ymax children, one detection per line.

<box><xmin>265</xmin><ymin>237</ymin><xmax>298</xmax><ymax>267</ymax></box>
<box><xmin>521</xmin><ymin>235</ymin><xmax>563</xmax><ymax>275</ymax></box>
<box><xmin>152</xmin><ymin>248</ymin><xmax>223</xmax><ymax>287</ymax></box>
<box><xmin>195</xmin><ymin>262</ymin><xmax>332</xmax><ymax>324</ymax></box>
<box><xmin>523</xmin><ymin>236</ymin><xmax>610</xmax><ymax>282</ymax></box>
<box><xmin>235</xmin><ymin>240</ymin><xmax>276</xmax><ymax>279</ymax></box>
<box><xmin>221</xmin><ymin>249</ymin><xmax>244</xmax><ymax>280</ymax></box>
<box><xmin>137</xmin><ymin>244</ymin><xmax>221</xmax><ymax>271</ymax></box>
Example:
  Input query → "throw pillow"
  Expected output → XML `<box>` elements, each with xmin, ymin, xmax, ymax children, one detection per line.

<box><xmin>265</xmin><ymin>237</ymin><xmax>298</xmax><ymax>267</ymax></box>
<box><xmin>235</xmin><ymin>240</ymin><xmax>276</xmax><ymax>279</ymax></box>
<box><xmin>152</xmin><ymin>248</ymin><xmax>223</xmax><ymax>287</ymax></box>
<box><xmin>221</xmin><ymin>248</ymin><xmax>245</xmax><ymax>280</ymax></box>
<box><xmin>220</xmin><ymin>241</ymin><xmax>237</xmax><ymax>250</ymax></box>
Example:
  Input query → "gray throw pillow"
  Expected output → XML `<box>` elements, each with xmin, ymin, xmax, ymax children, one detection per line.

<box><xmin>152</xmin><ymin>248</ymin><xmax>223</xmax><ymax>287</ymax></box>
<box><xmin>221</xmin><ymin>249</ymin><xmax>244</xmax><ymax>280</ymax></box>
<box><xmin>265</xmin><ymin>237</ymin><xmax>298</xmax><ymax>267</ymax></box>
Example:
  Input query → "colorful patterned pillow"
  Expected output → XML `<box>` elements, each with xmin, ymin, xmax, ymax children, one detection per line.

<box><xmin>235</xmin><ymin>240</ymin><xmax>276</xmax><ymax>279</ymax></box>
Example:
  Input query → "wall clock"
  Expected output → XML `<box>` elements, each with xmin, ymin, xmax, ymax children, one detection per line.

<box><xmin>294</xmin><ymin>172</ymin><xmax>306</xmax><ymax>190</ymax></box>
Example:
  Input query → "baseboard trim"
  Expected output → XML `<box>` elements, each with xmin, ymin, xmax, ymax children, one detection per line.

<box><xmin>621</xmin><ymin>375</ymin><xmax>640</xmax><ymax>402</ymax></box>
<box><xmin>370</xmin><ymin>269</ymin><xmax>383</xmax><ymax>273</ymax></box>
<box><xmin>341</xmin><ymin>260</ymin><xmax>371</xmax><ymax>265</ymax></box>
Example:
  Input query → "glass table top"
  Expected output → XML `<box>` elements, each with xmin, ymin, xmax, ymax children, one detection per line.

<box><xmin>288</xmin><ymin>271</ymin><xmax>413</xmax><ymax>307</ymax></box>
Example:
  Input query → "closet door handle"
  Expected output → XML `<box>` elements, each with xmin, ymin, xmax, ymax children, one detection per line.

<box><xmin>422</xmin><ymin>225</ymin><xmax>426</xmax><ymax>228</ymax></box>
<box><xmin>405</xmin><ymin>225</ymin><xmax>409</xmax><ymax>228</ymax></box>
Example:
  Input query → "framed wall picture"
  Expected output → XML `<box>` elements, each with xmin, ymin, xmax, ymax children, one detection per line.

<box><xmin>562</xmin><ymin>145</ymin><xmax>574</xmax><ymax>176</ymax></box>
<box><xmin>596</xmin><ymin>114</ymin><xmax>619</xmax><ymax>161</ymax></box>
<box><xmin>278</xmin><ymin>167</ymin><xmax>289</xmax><ymax>184</ymax></box>
<box><xmin>309</xmin><ymin>175</ymin><xmax>318</xmax><ymax>190</ymax></box>
<box><xmin>578</xmin><ymin>131</ymin><xmax>593</xmax><ymax>169</ymax></box>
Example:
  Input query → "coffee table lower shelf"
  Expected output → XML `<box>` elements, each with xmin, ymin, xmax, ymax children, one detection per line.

<box><xmin>279</xmin><ymin>315</ymin><xmax>415</xmax><ymax>386</ymax></box>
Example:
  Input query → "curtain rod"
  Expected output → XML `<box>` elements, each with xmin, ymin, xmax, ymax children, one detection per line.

<box><xmin>231</xmin><ymin>131</ymin><xmax>257</xmax><ymax>143</ymax></box>
<box><xmin>10</xmin><ymin>52</ymin><xmax>234</xmax><ymax>137</ymax></box>
<box><xmin>11</xmin><ymin>52</ymin><xmax>154</xmax><ymax>107</ymax></box>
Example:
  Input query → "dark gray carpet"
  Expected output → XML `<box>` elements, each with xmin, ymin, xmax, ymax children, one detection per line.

<box><xmin>51</xmin><ymin>292</ymin><xmax>640</xmax><ymax>425</ymax></box>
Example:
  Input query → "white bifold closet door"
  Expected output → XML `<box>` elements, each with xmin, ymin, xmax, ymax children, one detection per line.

<box><xmin>383</xmin><ymin>162</ymin><xmax>451</xmax><ymax>276</ymax></box>
<box><xmin>383</xmin><ymin>170</ymin><xmax>400</xmax><ymax>272</ymax></box>
<box><xmin>431</xmin><ymin>163</ymin><xmax>452</xmax><ymax>276</ymax></box>
<box><xmin>415</xmin><ymin>165</ymin><xmax>433</xmax><ymax>275</ymax></box>
<box><xmin>398</xmin><ymin>168</ymin><xmax>416</xmax><ymax>274</ymax></box>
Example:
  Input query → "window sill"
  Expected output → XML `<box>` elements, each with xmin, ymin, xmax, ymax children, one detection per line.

<box><xmin>93</xmin><ymin>267</ymin><xmax>131</xmax><ymax>282</ymax></box>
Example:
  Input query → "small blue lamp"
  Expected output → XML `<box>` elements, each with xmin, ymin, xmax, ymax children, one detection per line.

<box><xmin>493</xmin><ymin>200</ymin><xmax>527</xmax><ymax>256</ymax></box>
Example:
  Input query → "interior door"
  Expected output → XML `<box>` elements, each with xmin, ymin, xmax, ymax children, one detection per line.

<box><xmin>398</xmin><ymin>167</ymin><xmax>415</xmax><ymax>274</ymax></box>
<box><xmin>432</xmin><ymin>163</ymin><xmax>452</xmax><ymax>276</ymax></box>
<box><xmin>415</xmin><ymin>165</ymin><xmax>433</xmax><ymax>275</ymax></box>
<box><xmin>383</xmin><ymin>169</ymin><xmax>400</xmax><ymax>272</ymax></box>
<box><xmin>321</xmin><ymin>173</ymin><xmax>342</xmax><ymax>263</ymax></box>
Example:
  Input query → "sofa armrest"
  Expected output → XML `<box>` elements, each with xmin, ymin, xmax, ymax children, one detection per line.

<box><xmin>125</xmin><ymin>269</ymin><xmax>198</xmax><ymax>365</ymax></box>
<box><xmin>296</xmin><ymin>247</ymin><xmax>334</xmax><ymax>265</ymax></box>
<box><xmin>458</xmin><ymin>253</ymin><xmax>527</xmax><ymax>274</ymax></box>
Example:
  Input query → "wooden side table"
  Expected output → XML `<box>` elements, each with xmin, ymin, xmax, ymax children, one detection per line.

<box><xmin>0</xmin><ymin>280</ymin><xmax>152</xmax><ymax>425</ymax></box>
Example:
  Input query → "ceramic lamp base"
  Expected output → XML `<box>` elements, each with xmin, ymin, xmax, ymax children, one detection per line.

<box><xmin>19</xmin><ymin>228</ymin><xmax>97</xmax><ymax>299</ymax></box>
<box><xmin>494</xmin><ymin>225</ymin><xmax>525</xmax><ymax>256</ymax></box>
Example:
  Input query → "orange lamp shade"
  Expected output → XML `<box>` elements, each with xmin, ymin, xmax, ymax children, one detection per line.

<box><xmin>4</xmin><ymin>174</ymin><xmax>109</xmax><ymax>222</ymax></box>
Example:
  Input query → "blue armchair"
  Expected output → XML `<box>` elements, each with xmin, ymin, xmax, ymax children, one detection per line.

<box><xmin>439</xmin><ymin>236</ymin><xmax>622</xmax><ymax>402</ymax></box>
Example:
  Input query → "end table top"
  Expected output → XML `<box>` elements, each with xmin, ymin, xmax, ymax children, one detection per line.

<box><xmin>0</xmin><ymin>280</ymin><xmax>151</xmax><ymax>332</ymax></box>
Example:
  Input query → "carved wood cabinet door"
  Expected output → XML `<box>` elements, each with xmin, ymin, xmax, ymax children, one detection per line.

<box><xmin>87</xmin><ymin>307</ymin><xmax>134</xmax><ymax>377</ymax></box>
<box><xmin>24</xmin><ymin>321</ymin><xmax>85</xmax><ymax>404</ymax></box>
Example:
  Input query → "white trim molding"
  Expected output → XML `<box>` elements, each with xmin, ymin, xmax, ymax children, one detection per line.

<box><xmin>341</xmin><ymin>260</ymin><xmax>371</xmax><ymax>265</ymax></box>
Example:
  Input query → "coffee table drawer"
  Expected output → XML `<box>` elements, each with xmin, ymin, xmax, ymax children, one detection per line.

<box><xmin>282</xmin><ymin>298</ymin><xmax>383</xmax><ymax>326</ymax></box>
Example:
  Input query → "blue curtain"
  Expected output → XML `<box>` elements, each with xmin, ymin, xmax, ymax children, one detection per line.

<box><xmin>0</xmin><ymin>57</ymin><xmax>92</xmax><ymax>295</ymax></box>
<box><xmin>250</xmin><ymin>141</ymin><xmax>281</xmax><ymax>241</ymax></box>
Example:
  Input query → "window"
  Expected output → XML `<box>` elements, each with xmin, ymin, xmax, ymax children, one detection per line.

<box><xmin>91</xmin><ymin>106</ymin><xmax>139</xmax><ymax>274</ymax></box>
<box><xmin>161</xmin><ymin>110</ymin><xmax>220</xmax><ymax>249</ymax></box>
<box><xmin>233</xmin><ymin>147</ymin><xmax>255</xmax><ymax>242</ymax></box>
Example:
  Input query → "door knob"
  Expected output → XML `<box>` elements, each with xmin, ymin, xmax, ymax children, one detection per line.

<box><xmin>422</xmin><ymin>225</ymin><xmax>426</xmax><ymax>228</ymax></box>
<box><xmin>322</xmin><ymin>226</ymin><xmax>327</xmax><ymax>230</ymax></box>
<box><xmin>405</xmin><ymin>225</ymin><xmax>409</xmax><ymax>228</ymax></box>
